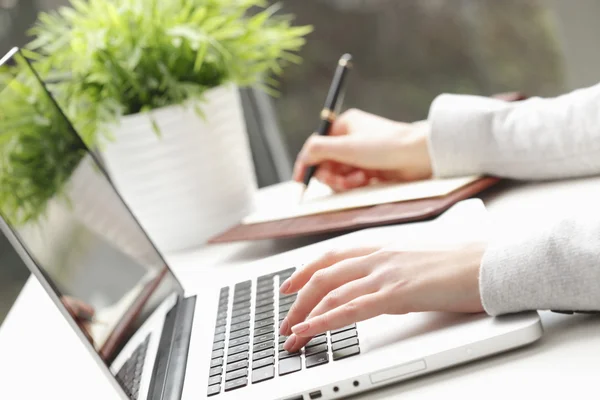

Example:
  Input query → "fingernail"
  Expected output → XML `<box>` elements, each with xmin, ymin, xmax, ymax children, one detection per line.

<box><xmin>279</xmin><ymin>319</ymin><xmax>289</xmax><ymax>335</ymax></box>
<box><xmin>292</xmin><ymin>321</ymin><xmax>309</xmax><ymax>334</ymax></box>
<box><xmin>283</xmin><ymin>335</ymin><xmax>296</xmax><ymax>352</ymax></box>
<box><xmin>279</xmin><ymin>278</ymin><xmax>291</xmax><ymax>294</ymax></box>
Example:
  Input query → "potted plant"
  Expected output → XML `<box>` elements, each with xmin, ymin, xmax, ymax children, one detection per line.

<box><xmin>27</xmin><ymin>0</ymin><xmax>312</xmax><ymax>252</ymax></box>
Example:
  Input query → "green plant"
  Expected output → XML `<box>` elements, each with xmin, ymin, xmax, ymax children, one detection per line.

<box><xmin>0</xmin><ymin>54</ymin><xmax>87</xmax><ymax>226</ymax></box>
<box><xmin>0</xmin><ymin>0</ymin><xmax>310</xmax><ymax>226</ymax></box>
<box><xmin>28</xmin><ymin>0</ymin><xmax>312</xmax><ymax>142</ymax></box>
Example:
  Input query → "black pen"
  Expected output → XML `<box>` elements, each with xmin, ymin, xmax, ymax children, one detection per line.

<box><xmin>300</xmin><ymin>53</ymin><xmax>353</xmax><ymax>202</ymax></box>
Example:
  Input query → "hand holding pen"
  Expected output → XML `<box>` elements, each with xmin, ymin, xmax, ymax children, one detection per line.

<box><xmin>292</xmin><ymin>56</ymin><xmax>434</xmax><ymax>194</ymax></box>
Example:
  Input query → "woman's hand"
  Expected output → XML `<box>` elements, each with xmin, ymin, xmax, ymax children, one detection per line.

<box><xmin>278</xmin><ymin>241</ymin><xmax>487</xmax><ymax>352</ymax></box>
<box><xmin>292</xmin><ymin>109</ymin><xmax>434</xmax><ymax>192</ymax></box>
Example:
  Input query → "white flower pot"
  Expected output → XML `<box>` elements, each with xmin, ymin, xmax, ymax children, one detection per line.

<box><xmin>99</xmin><ymin>84</ymin><xmax>258</xmax><ymax>253</ymax></box>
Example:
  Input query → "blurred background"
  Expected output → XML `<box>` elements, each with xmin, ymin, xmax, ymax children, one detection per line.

<box><xmin>1</xmin><ymin>0</ymin><xmax>600</xmax><ymax>325</ymax></box>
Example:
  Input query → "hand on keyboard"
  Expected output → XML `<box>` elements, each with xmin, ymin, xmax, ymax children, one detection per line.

<box><xmin>278</xmin><ymin>241</ymin><xmax>487</xmax><ymax>352</ymax></box>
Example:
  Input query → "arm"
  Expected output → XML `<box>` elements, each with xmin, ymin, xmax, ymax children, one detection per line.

<box><xmin>480</xmin><ymin>213</ymin><xmax>600</xmax><ymax>315</ymax></box>
<box><xmin>427</xmin><ymin>83</ymin><xmax>600</xmax><ymax>180</ymax></box>
<box><xmin>427</xmin><ymin>85</ymin><xmax>600</xmax><ymax>315</ymax></box>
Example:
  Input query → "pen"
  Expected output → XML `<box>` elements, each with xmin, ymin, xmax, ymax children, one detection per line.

<box><xmin>300</xmin><ymin>53</ymin><xmax>353</xmax><ymax>202</ymax></box>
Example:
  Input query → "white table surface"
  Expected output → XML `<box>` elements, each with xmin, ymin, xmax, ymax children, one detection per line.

<box><xmin>2</xmin><ymin>176</ymin><xmax>600</xmax><ymax>399</ymax></box>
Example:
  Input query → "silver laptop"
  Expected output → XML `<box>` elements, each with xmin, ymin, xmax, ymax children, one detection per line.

<box><xmin>0</xmin><ymin>47</ymin><xmax>543</xmax><ymax>400</ymax></box>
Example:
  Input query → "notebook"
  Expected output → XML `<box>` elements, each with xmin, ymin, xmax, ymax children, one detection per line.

<box><xmin>208</xmin><ymin>175</ymin><xmax>499</xmax><ymax>243</ymax></box>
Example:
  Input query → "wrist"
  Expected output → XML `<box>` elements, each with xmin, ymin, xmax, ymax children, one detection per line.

<box><xmin>400</xmin><ymin>120</ymin><xmax>434</xmax><ymax>180</ymax></box>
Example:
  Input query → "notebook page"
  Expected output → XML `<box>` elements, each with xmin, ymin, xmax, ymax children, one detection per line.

<box><xmin>242</xmin><ymin>175</ymin><xmax>481</xmax><ymax>224</ymax></box>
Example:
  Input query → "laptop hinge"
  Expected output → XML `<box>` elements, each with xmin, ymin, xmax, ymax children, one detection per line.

<box><xmin>148</xmin><ymin>295</ymin><xmax>197</xmax><ymax>400</ymax></box>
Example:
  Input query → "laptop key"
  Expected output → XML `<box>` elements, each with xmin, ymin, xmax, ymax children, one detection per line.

<box><xmin>278</xmin><ymin>302</ymin><xmax>293</xmax><ymax>313</ymax></box>
<box><xmin>254</xmin><ymin>326</ymin><xmax>274</xmax><ymax>337</ymax></box>
<box><xmin>233</xmin><ymin>301</ymin><xmax>251</xmax><ymax>311</ymax></box>
<box><xmin>305</xmin><ymin>344</ymin><xmax>328</xmax><ymax>357</ymax></box>
<box><xmin>332</xmin><ymin>345</ymin><xmax>360</xmax><ymax>361</ymax></box>
<box><xmin>224</xmin><ymin>377</ymin><xmax>248</xmax><ymax>392</ymax></box>
<box><xmin>253</xmin><ymin>341</ymin><xmax>274</xmax><ymax>353</ymax></box>
<box><xmin>255</xmin><ymin>311</ymin><xmax>274</xmax><ymax>322</ymax></box>
<box><xmin>228</xmin><ymin>336</ymin><xmax>250</xmax><ymax>348</ymax></box>
<box><xmin>256</xmin><ymin>298</ymin><xmax>274</xmax><ymax>308</ymax></box>
<box><xmin>256</xmin><ymin>284</ymin><xmax>274</xmax><ymax>295</ymax></box>
<box><xmin>278</xmin><ymin>335</ymin><xmax>289</xmax><ymax>344</ymax></box>
<box><xmin>254</xmin><ymin>332</ymin><xmax>275</xmax><ymax>344</ymax></box>
<box><xmin>208</xmin><ymin>375</ymin><xmax>221</xmax><ymax>386</ymax></box>
<box><xmin>212</xmin><ymin>341</ymin><xmax>225</xmax><ymax>351</ymax></box>
<box><xmin>216</xmin><ymin>311</ymin><xmax>228</xmax><ymax>320</ymax></box>
<box><xmin>232</xmin><ymin>307</ymin><xmax>250</xmax><ymax>318</ymax></box>
<box><xmin>254</xmin><ymin>318</ymin><xmax>274</xmax><ymax>329</ymax></box>
<box><xmin>214</xmin><ymin>325</ymin><xmax>226</xmax><ymax>335</ymax></box>
<box><xmin>279</xmin><ymin>296</ymin><xmax>297</xmax><ymax>306</ymax></box>
<box><xmin>277</xmin><ymin>268</ymin><xmax>296</xmax><ymax>278</ymax></box>
<box><xmin>230</xmin><ymin>329</ymin><xmax>249</xmax><ymax>340</ymax></box>
<box><xmin>230</xmin><ymin>321</ymin><xmax>250</xmax><ymax>332</ymax></box>
<box><xmin>212</xmin><ymin>349</ymin><xmax>224</xmax><ymax>359</ymax></box>
<box><xmin>279</xmin><ymin>356</ymin><xmax>302</xmax><ymax>376</ymax></box>
<box><xmin>253</xmin><ymin>348</ymin><xmax>275</xmax><ymax>361</ymax></box>
<box><xmin>252</xmin><ymin>356</ymin><xmax>274</xmax><ymax>370</ymax></box>
<box><xmin>231</xmin><ymin>314</ymin><xmax>251</xmax><ymax>325</ymax></box>
<box><xmin>213</xmin><ymin>333</ymin><xmax>226</xmax><ymax>343</ymax></box>
<box><xmin>279</xmin><ymin>350</ymin><xmax>301</xmax><ymax>360</ymax></box>
<box><xmin>229</xmin><ymin>344</ymin><xmax>249</xmax><ymax>356</ymax></box>
<box><xmin>235</xmin><ymin>280</ymin><xmax>251</xmax><ymax>289</ymax></box>
<box><xmin>331</xmin><ymin>329</ymin><xmax>357</xmax><ymax>343</ymax></box>
<box><xmin>215</xmin><ymin>318</ymin><xmax>227</xmax><ymax>328</ymax></box>
<box><xmin>227</xmin><ymin>352</ymin><xmax>248</xmax><ymax>364</ymax></box>
<box><xmin>305</xmin><ymin>336</ymin><xmax>327</xmax><ymax>348</ymax></box>
<box><xmin>331</xmin><ymin>324</ymin><xmax>356</xmax><ymax>335</ymax></box>
<box><xmin>233</xmin><ymin>294</ymin><xmax>251</xmax><ymax>304</ymax></box>
<box><xmin>306</xmin><ymin>352</ymin><xmax>329</xmax><ymax>368</ymax></box>
<box><xmin>210</xmin><ymin>358</ymin><xmax>223</xmax><ymax>368</ymax></box>
<box><xmin>225</xmin><ymin>368</ymin><xmax>248</xmax><ymax>382</ymax></box>
<box><xmin>252</xmin><ymin>365</ymin><xmax>275</xmax><ymax>383</ymax></box>
<box><xmin>331</xmin><ymin>337</ymin><xmax>359</xmax><ymax>351</ymax></box>
<box><xmin>207</xmin><ymin>384</ymin><xmax>220</xmax><ymax>397</ymax></box>
<box><xmin>255</xmin><ymin>304</ymin><xmax>274</xmax><ymax>315</ymax></box>
<box><xmin>257</xmin><ymin>291</ymin><xmax>274</xmax><ymax>301</ymax></box>
<box><xmin>209</xmin><ymin>366</ymin><xmax>222</xmax><ymax>377</ymax></box>
<box><xmin>226</xmin><ymin>360</ymin><xmax>249</xmax><ymax>373</ymax></box>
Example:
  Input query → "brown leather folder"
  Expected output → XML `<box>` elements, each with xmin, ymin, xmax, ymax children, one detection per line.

<box><xmin>208</xmin><ymin>92</ymin><xmax>525</xmax><ymax>244</ymax></box>
<box><xmin>208</xmin><ymin>176</ymin><xmax>499</xmax><ymax>243</ymax></box>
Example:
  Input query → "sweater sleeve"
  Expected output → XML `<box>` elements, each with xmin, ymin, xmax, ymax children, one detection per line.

<box><xmin>426</xmin><ymin>83</ymin><xmax>600</xmax><ymax>180</ymax></box>
<box><xmin>425</xmin><ymin>84</ymin><xmax>600</xmax><ymax>315</ymax></box>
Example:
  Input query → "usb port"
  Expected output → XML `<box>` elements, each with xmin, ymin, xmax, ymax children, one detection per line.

<box><xmin>309</xmin><ymin>391</ymin><xmax>322</xmax><ymax>399</ymax></box>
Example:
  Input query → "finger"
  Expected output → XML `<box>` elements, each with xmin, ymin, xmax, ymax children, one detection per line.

<box><xmin>279</xmin><ymin>256</ymin><xmax>371</xmax><ymax>336</ymax></box>
<box><xmin>338</xmin><ymin>170</ymin><xmax>368</xmax><ymax>191</ymax></box>
<box><xmin>285</xmin><ymin>277</ymin><xmax>378</xmax><ymax>352</ymax></box>
<box><xmin>290</xmin><ymin>292</ymin><xmax>389</xmax><ymax>338</ymax></box>
<box><xmin>292</xmin><ymin>158</ymin><xmax>306</xmax><ymax>183</ymax></box>
<box><xmin>298</xmin><ymin>135</ymin><xmax>363</xmax><ymax>168</ymax></box>
<box><xmin>280</xmin><ymin>247</ymin><xmax>379</xmax><ymax>295</ymax></box>
<box><xmin>310</xmin><ymin>276</ymin><xmax>378</xmax><ymax>320</ymax></box>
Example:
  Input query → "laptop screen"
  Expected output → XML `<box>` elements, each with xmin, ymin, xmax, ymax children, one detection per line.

<box><xmin>0</xmin><ymin>49</ymin><xmax>184</xmax><ymax>367</ymax></box>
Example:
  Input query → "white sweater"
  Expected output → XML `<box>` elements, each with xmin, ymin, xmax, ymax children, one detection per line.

<box><xmin>426</xmin><ymin>85</ymin><xmax>600</xmax><ymax>316</ymax></box>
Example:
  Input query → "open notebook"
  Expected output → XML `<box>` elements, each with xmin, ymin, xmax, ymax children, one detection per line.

<box><xmin>208</xmin><ymin>174</ymin><xmax>498</xmax><ymax>243</ymax></box>
<box><xmin>243</xmin><ymin>175</ymin><xmax>482</xmax><ymax>224</ymax></box>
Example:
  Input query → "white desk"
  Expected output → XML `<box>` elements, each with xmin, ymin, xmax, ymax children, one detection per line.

<box><xmin>2</xmin><ymin>177</ymin><xmax>600</xmax><ymax>399</ymax></box>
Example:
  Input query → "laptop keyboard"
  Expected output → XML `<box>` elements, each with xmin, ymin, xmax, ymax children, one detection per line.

<box><xmin>115</xmin><ymin>334</ymin><xmax>151</xmax><ymax>400</ymax></box>
<box><xmin>206</xmin><ymin>268</ymin><xmax>361</xmax><ymax>396</ymax></box>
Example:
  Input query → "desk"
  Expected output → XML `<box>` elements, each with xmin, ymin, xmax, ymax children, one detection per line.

<box><xmin>2</xmin><ymin>177</ymin><xmax>600</xmax><ymax>399</ymax></box>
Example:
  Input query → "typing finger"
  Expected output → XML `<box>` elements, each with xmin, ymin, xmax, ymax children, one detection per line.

<box><xmin>280</xmin><ymin>247</ymin><xmax>379</xmax><ymax>295</ymax></box>
<box><xmin>284</xmin><ymin>277</ymin><xmax>377</xmax><ymax>352</ymax></box>
<box><xmin>279</xmin><ymin>256</ymin><xmax>371</xmax><ymax>336</ymax></box>
<box><xmin>291</xmin><ymin>292</ymin><xmax>389</xmax><ymax>338</ymax></box>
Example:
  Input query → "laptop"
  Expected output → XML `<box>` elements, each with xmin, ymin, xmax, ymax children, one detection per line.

<box><xmin>0</xmin><ymin>47</ymin><xmax>543</xmax><ymax>400</ymax></box>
